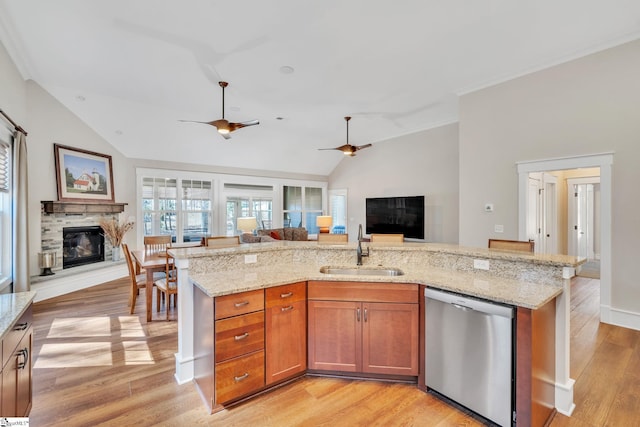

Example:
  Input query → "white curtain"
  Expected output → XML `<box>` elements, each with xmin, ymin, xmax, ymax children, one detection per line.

<box><xmin>12</xmin><ymin>130</ymin><xmax>29</xmax><ymax>292</ymax></box>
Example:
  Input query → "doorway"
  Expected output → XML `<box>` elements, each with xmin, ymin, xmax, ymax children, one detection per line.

<box><xmin>517</xmin><ymin>153</ymin><xmax>612</xmax><ymax>321</ymax></box>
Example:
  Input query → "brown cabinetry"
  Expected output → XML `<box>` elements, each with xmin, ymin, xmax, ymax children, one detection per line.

<box><xmin>265</xmin><ymin>282</ymin><xmax>307</xmax><ymax>385</ymax></box>
<box><xmin>1</xmin><ymin>304</ymin><xmax>33</xmax><ymax>417</ymax></box>
<box><xmin>307</xmin><ymin>281</ymin><xmax>419</xmax><ymax>377</ymax></box>
<box><xmin>214</xmin><ymin>290</ymin><xmax>265</xmax><ymax>404</ymax></box>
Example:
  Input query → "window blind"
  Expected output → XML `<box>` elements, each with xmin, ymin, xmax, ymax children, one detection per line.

<box><xmin>0</xmin><ymin>142</ymin><xmax>9</xmax><ymax>193</ymax></box>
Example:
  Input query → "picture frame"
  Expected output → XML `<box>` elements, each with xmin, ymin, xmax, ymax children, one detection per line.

<box><xmin>54</xmin><ymin>143</ymin><xmax>115</xmax><ymax>203</ymax></box>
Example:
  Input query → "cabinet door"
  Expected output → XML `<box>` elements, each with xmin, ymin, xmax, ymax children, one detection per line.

<box><xmin>308</xmin><ymin>300</ymin><xmax>361</xmax><ymax>372</ymax></box>
<box><xmin>362</xmin><ymin>302</ymin><xmax>419</xmax><ymax>375</ymax></box>
<box><xmin>266</xmin><ymin>299</ymin><xmax>306</xmax><ymax>385</ymax></box>
<box><xmin>15</xmin><ymin>329</ymin><xmax>32</xmax><ymax>417</ymax></box>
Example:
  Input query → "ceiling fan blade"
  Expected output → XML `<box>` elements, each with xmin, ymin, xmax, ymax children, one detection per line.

<box><xmin>179</xmin><ymin>118</ymin><xmax>229</xmax><ymax>131</ymax></box>
<box><xmin>354</xmin><ymin>143</ymin><xmax>372</xmax><ymax>151</ymax></box>
<box><xmin>228</xmin><ymin>119</ymin><xmax>260</xmax><ymax>132</ymax></box>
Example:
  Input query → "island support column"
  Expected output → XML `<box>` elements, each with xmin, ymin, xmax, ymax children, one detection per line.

<box><xmin>555</xmin><ymin>268</ymin><xmax>576</xmax><ymax>415</ymax></box>
<box><xmin>174</xmin><ymin>257</ymin><xmax>195</xmax><ymax>384</ymax></box>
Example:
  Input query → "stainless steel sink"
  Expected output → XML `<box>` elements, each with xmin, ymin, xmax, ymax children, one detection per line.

<box><xmin>319</xmin><ymin>266</ymin><xmax>404</xmax><ymax>276</ymax></box>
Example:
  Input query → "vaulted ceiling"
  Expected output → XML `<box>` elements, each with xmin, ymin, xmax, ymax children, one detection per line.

<box><xmin>1</xmin><ymin>1</ymin><xmax>639</xmax><ymax>175</ymax></box>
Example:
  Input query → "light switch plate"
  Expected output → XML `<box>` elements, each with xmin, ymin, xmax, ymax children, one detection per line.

<box><xmin>494</xmin><ymin>224</ymin><xmax>504</xmax><ymax>233</ymax></box>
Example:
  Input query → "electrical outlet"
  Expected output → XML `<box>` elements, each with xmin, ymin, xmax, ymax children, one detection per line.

<box><xmin>244</xmin><ymin>254</ymin><xmax>257</xmax><ymax>264</ymax></box>
<box><xmin>494</xmin><ymin>224</ymin><xmax>504</xmax><ymax>233</ymax></box>
<box><xmin>473</xmin><ymin>259</ymin><xmax>490</xmax><ymax>270</ymax></box>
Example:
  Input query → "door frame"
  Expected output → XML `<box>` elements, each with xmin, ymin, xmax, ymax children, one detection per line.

<box><xmin>517</xmin><ymin>153</ymin><xmax>612</xmax><ymax>320</ymax></box>
<box><xmin>517</xmin><ymin>152</ymin><xmax>613</xmax><ymax>416</ymax></box>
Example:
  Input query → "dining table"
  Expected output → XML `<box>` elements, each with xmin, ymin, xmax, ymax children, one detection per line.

<box><xmin>131</xmin><ymin>249</ymin><xmax>169</xmax><ymax>322</ymax></box>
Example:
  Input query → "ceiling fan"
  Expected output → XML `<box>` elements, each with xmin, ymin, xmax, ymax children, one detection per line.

<box><xmin>318</xmin><ymin>116</ymin><xmax>372</xmax><ymax>156</ymax></box>
<box><xmin>180</xmin><ymin>81</ymin><xmax>259</xmax><ymax>140</ymax></box>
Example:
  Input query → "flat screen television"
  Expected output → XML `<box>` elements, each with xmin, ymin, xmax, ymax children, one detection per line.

<box><xmin>366</xmin><ymin>195</ymin><xmax>425</xmax><ymax>240</ymax></box>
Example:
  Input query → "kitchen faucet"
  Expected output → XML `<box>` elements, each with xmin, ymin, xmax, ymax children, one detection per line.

<box><xmin>356</xmin><ymin>224</ymin><xmax>369</xmax><ymax>265</ymax></box>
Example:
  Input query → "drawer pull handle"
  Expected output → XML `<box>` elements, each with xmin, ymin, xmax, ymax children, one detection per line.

<box><xmin>234</xmin><ymin>301</ymin><xmax>250</xmax><ymax>308</ymax></box>
<box><xmin>234</xmin><ymin>332</ymin><xmax>249</xmax><ymax>341</ymax></box>
<box><xmin>281</xmin><ymin>305</ymin><xmax>294</xmax><ymax>312</ymax></box>
<box><xmin>14</xmin><ymin>322</ymin><xmax>28</xmax><ymax>331</ymax></box>
<box><xmin>234</xmin><ymin>372</ymin><xmax>249</xmax><ymax>382</ymax></box>
<box><xmin>17</xmin><ymin>348</ymin><xmax>29</xmax><ymax>370</ymax></box>
<box><xmin>280</xmin><ymin>292</ymin><xmax>293</xmax><ymax>298</ymax></box>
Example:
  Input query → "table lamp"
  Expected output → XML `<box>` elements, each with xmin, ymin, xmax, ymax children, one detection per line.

<box><xmin>316</xmin><ymin>216</ymin><xmax>332</xmax><ymax>233</ymax></box>
<box><xmin>237</xmin><ymin>217</ymin><xmax>258</xmax><ymax>235</ymax></box>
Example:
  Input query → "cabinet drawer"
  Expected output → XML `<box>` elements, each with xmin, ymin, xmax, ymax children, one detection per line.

<box><xmin>215</xmin><ymin>350</ymin><xmax>265</xmax><ymax>403</ymax></box>
<box><xmin>265</xmin><ymin>282</ymin><xmax>306</xmax><ymax>308</ymax></box>
<box><xmin>216</xmin><ymin>311</ymin><xmax>265</xmax><ymax>362</ymax></box>
<box><xmin>215</xmin><ymin>289</ymin><xmax>264</xmax><ymax>320</ymax></box>
<box><xmin>308</xmin><ymin>281</ymin><xmax>418</xmax><ymax>303</ymax></box>
<box><xmin>2</xmin><ymin>305</ymin><xmax>33</xmax><ymax>368</ymax></box>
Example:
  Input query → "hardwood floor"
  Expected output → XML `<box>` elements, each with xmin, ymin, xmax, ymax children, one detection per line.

<box><xmin>28</xmin><ymin>276</ymin><xmax>639</xmax><ymax>426</ymax></box>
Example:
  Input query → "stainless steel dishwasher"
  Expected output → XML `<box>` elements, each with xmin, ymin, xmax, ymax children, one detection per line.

<box><xmin>425</xmin><ymin>287</ymin><xmax>514</xmax><ymax>427</ymax></box>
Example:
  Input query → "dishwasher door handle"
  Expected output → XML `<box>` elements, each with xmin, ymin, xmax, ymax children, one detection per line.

<box><xmin>451</xmin><ymin>302</ymin><xmax>474</xmax><ymax>312</ymax></box>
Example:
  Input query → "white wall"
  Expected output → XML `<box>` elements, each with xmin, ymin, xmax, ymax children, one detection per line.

<box><xmin>25</xmin><ymin>80</ymin><xmax>138</xmax><ymax>277</ymax></box>
<box><xmin>459</xmin><ymin>39</ymin><xmax>640</xmax><ymax>316</ymax></box>
<box><xmin>329</xmin><ymin>123</ymin><xmax>459</xmax><ymax>243</ymax></box>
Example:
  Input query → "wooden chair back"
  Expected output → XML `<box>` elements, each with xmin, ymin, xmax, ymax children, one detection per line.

<box><xmin>144</xmin><ymin>235</ymin><xmax>171</xmax><ymax>255</ymax></box>
<box><xmin>317</xmin><ymin>233</ymin><xmax>349</xmax><ymax>244</ymax></box>
<box><xmin>370</xmin><ymin>233</ymin><xmax>404</xmax><ymax>243</ymax></box>
<box><xmin>206</xmin><ymin>236</ymin><xmax>240</xmax><ymax>248</ymax></box>
<box><xmin>154</xmin><ymin>252</ymin><xmax>178</xmax><ymax>320</ymax></box>
<box><xmin>488</xmin><ymin>239</ymin><xmax>535</xmax><ymax>253</ymax></box>
<box><xmin>122</xmin><ymin>243</ymin><xmax>146</xmax><ymax>314</ymax></box>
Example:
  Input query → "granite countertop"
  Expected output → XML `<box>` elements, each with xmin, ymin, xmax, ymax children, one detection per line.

<box><xmin>0</xmin><ymin>291</ymin><xmax>37</xmax><ymax>340</ymax></box>
<box><xmin>189</xmin><ymin>264</ymin><xmax>562</xmax><ymax>310</ymax></box>
<box><xmin>170</xmin><ymin>240</ymin><xmax>584</xmax><ymax>268</ymax></box>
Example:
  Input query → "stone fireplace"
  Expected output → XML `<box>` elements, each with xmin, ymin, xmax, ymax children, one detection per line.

<box><xmin>41</xmin><ymin>210</ymin><xmax>121</xmax><ymax>273</ymax></box>
<box><xmin>62</xmin><ymin>226</ymin><xmax>105</xmax><ymax>269</ymax></box>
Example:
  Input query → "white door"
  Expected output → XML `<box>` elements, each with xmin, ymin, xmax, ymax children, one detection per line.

<box><xmin>526</xmin><ymin>174</ymin><xmax>541</xmax><ymax>250</ymax></box>
<box><xmin>543</xmin><ymin>174</ymin><xmax>558</xmax><ymax>254</ymax></box>
<box><xmin>568</xmin><ymin>178</ymin><xmax>600</xmax><ymax>259</ymax></box>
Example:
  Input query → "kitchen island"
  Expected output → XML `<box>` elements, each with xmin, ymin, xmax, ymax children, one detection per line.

<box><xmin>169</xmin><ymin>241</ymin><xmax>582</xmax><ymax>425</ymax></box>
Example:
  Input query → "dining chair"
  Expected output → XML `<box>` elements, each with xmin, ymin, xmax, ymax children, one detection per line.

<box><xmin>488</xmin><ymin>239</ymin><xmax>535</xmax><ymax>253</ymax></box>
<box><xmin>370</xmin><ymin>233</ymin><xmax>404</xmax><ymax>243</ymax></box>
<box><xmin>317</xmin><ymin>233</ymin><xmax>349</xmax><ymax>244</ymax></box>
<box><xmin>144</xmin><ymin>235</ymin><xmax>172</xmax><ymax>256</ymax></box>
<box><xmin>122</xmin><ymin>243</ymin><xmax>147</xmax><ymax>315</ymax></box>
<box><xmin>154</xmin><ymin>251</ymin><xmax>178</xmax><ymax>320</ymax></box>
<box><xmin>206</xmin><ymin>236</ymin><xmax>240</xmax><ymax>248</ymax></box>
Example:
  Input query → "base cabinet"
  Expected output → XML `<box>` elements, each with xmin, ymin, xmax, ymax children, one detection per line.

<box><xmin>1</xmin><ymin>305</ymin><xmax>33</xmax><ymax>417</ymax></box>
<box><xmin>265</xmin><ymin>282</ymin><xmax>307</xmax><ymax>385</ymax></box>
<box><xmin>307</xmin><ymin>281</ymin><xmax>419</xmax><ymax>376</ymax></box>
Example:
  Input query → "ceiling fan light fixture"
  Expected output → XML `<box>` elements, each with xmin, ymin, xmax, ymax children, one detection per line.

<box><xmin>217</xmin><ymin>127</ymin><xmax>230</xmax><ymax>134</ymax></box>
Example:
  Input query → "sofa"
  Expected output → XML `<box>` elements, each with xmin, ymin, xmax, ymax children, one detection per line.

<box><xmin>241</xmin><ymin>227</ymin><xmax>309</xmax><ymax>243</ymax></box>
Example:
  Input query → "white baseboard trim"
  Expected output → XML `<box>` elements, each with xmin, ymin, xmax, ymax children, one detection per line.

<box><xmin>609</xmin><ymin>307</ymin><xmax>640</xmax><ymax>331</ymax></box>
<box><xmin>174</xmin><ymin>352</ymin><xmax>195</xmax><ymax>385</ymax></box>
<box><xmin>31</xmin><ymin>264</ymin><xmax>127</xmax><ymax>302</ymax></box>
<box><xmin>555</xmin><ymin>378</ymin><xmax>576</xmax><ymax>416</ymax></box>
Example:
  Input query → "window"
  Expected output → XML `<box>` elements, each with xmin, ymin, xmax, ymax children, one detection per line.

<box><xmin>329</xmin><ymin>189</ymin><xmax>348</xmax><ymax>234</ymax></box>
<box><xmin>283</xmin><ymin>185</ymin><xmax>324</xmax><ymax>233</ymax></box>
<box><xmin>0</xmin><ymin>138</ymin><xmax>12</xmax><ymax>291</ymax></box>
<box><xmin>142</xmin><ymin>177</ymin><xmax>213</xmax><ymax>243</ymax></box>
<box><xmin>181</xmin><ymin>180</ymin><xmax>213</xmax><ymax>242</ymax></box>
<box><xmin>224</xmin><ymin>183</ymin><xmax>274</xmax><ymax>235</ymax></box>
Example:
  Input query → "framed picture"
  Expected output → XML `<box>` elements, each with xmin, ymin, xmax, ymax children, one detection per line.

<box><xmin>54</xmin><ymin>144</ymin><xmax>115</xmax><ymax>202</ymax></box>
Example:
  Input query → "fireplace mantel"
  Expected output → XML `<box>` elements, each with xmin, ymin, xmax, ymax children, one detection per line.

<box><xmin>42</xmin><ymin>201</ymin><xmax>127</xmax><ymax>214</ymax></box>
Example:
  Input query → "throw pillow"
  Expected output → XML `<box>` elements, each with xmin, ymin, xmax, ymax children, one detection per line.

<box><xmin>270</xmin><ymin>231</ymin><xmax>282</xmax><ymax>240</ymax></box>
